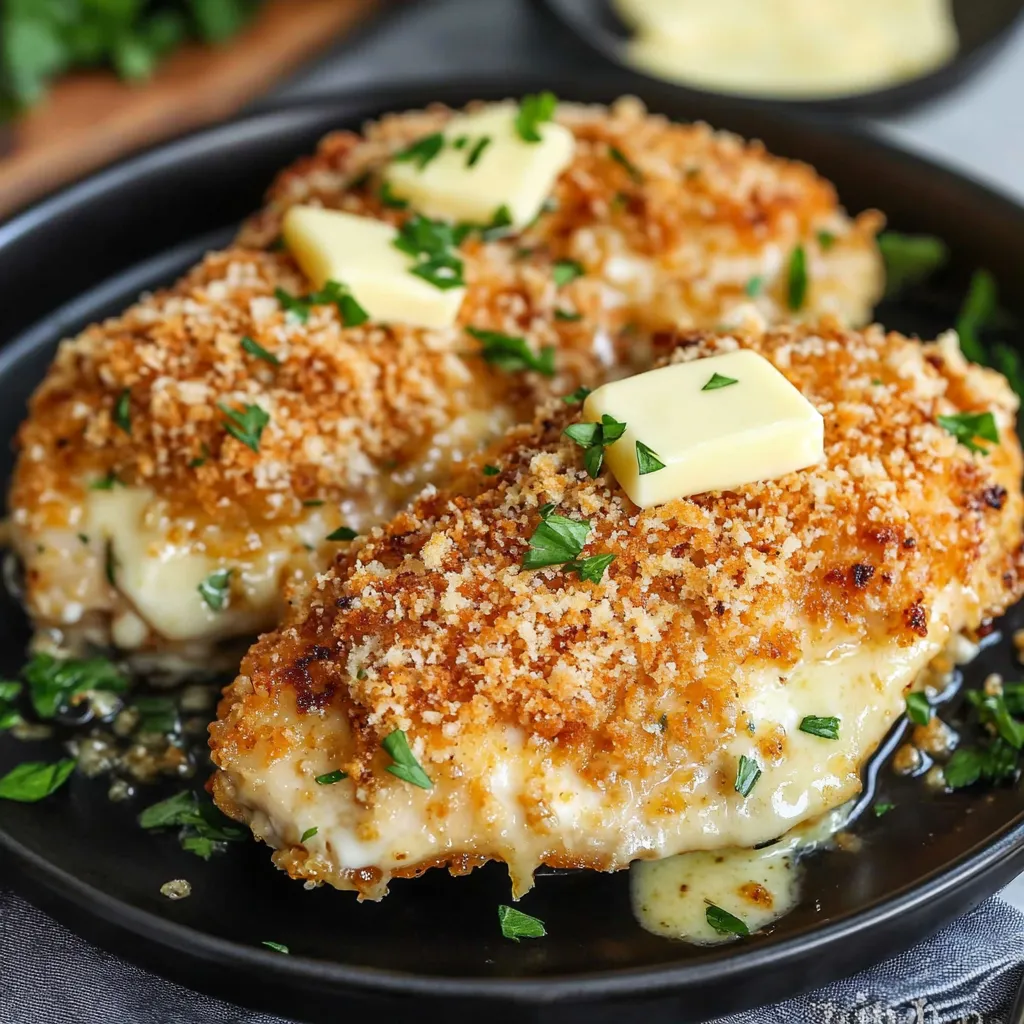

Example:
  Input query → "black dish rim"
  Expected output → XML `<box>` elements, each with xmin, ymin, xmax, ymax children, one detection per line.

<box><xmin>2</xmin><ymin>78</ymin><xmax>1024</xmax><ymax>1006</ymax></box>
<box><xmin>540</xmin><ymin>0</ymin><xmax>1024</xmax><ymax>116</ymax></box>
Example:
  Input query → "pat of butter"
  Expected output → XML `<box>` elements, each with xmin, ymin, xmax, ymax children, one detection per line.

<box><xmin>282</xmin><ymin>205</ymin><xmax>465</xmax><ymax>330</ymax></box>
<box><xmin>383</xmin><ymin>103</ymin><xmax>575</xmax><ymax>230</ymax></box>
<box><xmin>582</xmin><ymin>350</ymin><xmax>824</xmax><ymax>508</ymax></box>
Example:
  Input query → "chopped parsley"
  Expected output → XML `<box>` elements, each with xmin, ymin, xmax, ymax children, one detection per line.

<box><xmin>905</xmin><ymin>692</ymin><xmax>931</xmax><ymax>727</ymax></box>
<box><xmin>393</xmin><ymin>215</ymin><xmax>466</xmax><ymax>291</ymax></box>
<box><xmin>956</xmin><ymin>268</ymin><xmax>998</xmax><ymax>364</ymax></box>
<box><xmin>966</xmin><ymin>690</ymin><xmax>1024</xmax><ymax>750</ymax></box>
<box><xmin>197</xmin><ymin>569</ymin><xmax>231</xmax><ymax>612</ymax></box>
<box><xmin>734</xmin><ymin>755</ymin><xmax>762</xmax><ymax>797</ymax></box>
<box><xmin>379</xmin><ymin>180</ymin><xmax>408</xmax><ymax>209</ymax></box>
<box><xmin>22</xmin><ymin>652</ymin><xmax>127</xmax><ymax>719</ymax></box>
<box><xmin>994</xmin><ymin>343</ymin><xmax>1024</xmax><ymax>398</ymax></box>
<box><xmin>326</xmin><ymin>526</ymin><xmax>358</xmax><ymax>541</ymax></box>
<box><xmin>392</xmin><ymin>132</ymin><xmax>445</xmax><ymax>170</ymax></box>
<box><xmin>565</xmin><ymin>552</ymin><xmax>615</xmax><ymax>584</ymax></box>
<box><xmin>303</xmin><ymin>499</ymin><xmax>325</xmax><ymax>507</ymax></box>
<box><xmin>412</xmin><ymin>252</ymin><xmax>466</xmax><ymax>291</ymax></box>
<box><xmin>498</xmin><ymin>905</ymin><xmax>546</xmax><ymax>941</ymax></box>
<box><xmin>218</xmin><ymin>402</ymin><xmax>269</xmax><ymax>453</ymax></box>
<box><xmin>937</xmin><ymin>411</ymin><xmax>999</xmax><ymax>454</ymax></box>
<box><xmin>552</xmin><ymin>259</ymin><xmax>584</xmax><ymax>287</ymax></box>
<box><xmin>139</xmin><ymin>790</ymin><xmax>246</xmax><ymax>859</ymax></box>
<box><xmin>466</xmin><ymin>135</ymin><xmax>491</xmax><ymax>168</ymax></box>
<box><xmin>315</xmin><ymin>770</ymin><xmax>348</xmax><ymax>785</ymax></box>
<box><xmin>382</xmin><ymin>729</ymin><xmax>432</xmax><ymax>789</ymax></box>
<box><xmin>300</xmin><ymin>827</ymin><xmax>319</xmax><ymax>843</ymax></box>
<box><xmin>636</xmin><ymin>440</ymin><xmax>665</xmax><ymax>477</ymax></box>
<box><xmin>262</xmin><ymin>942</ymin><xmax>290</xmax><ymax>954</ymax></box>
<box><xmin>466</xmin><ymin>327</ymin><xmax>555</xmax><ymax>377</ymax></box>
<box><xmin>0</xmin><ymin>682</ymin><xmax>22</xmax><ymax>731</ymax></box>
<box><xmin>944</xmin><ymin>739</ymin><xmax>1018</xmax><ymax>790</ymax></box>
<box><xmin>459</xmin><ymin>204</ymin><xmax>514</xmax><ymax>243</ymax></box>
<box><xmin>554</xmin><ymin>308</ymin><xmax>582</xmax><ymax>322</ymax></box>
<box><xmin>0</xmin><ymin>759</ymin><xmax>76</xmax><ymax>803</ymax></box>
<box><xmin>275</xmin><ymin>286</ymin><xmax>312</xmax><ymax>323</ymax></box>
<box><xmin>745</xmin><ymin>275</ymin><xmax>764</xmax><ymax>298</ymax></box>
<box><xmin>609</xmin><ymin>144</ymin><xmax>642</xmax><ymax>183</ymax></box>
<box><xmin>113</xmin><ymin>389</ymin><xmax>132</xmax><ymax>434</ymax></box>
<box><xmin>702</xmin><ymin>372</ymin><xmax>738</xmax><ymax>392</ymax></box>
<box><xmin>816</xmin><ymin>230</ymin><xmax>837</xmax><ymax>251</ymax></box>
<box><xmin>514</xmin><ymin>91</ymin><xmax>557</xmax><ymax>143</ymax></box>
<box><xmin>105</xmin><ymin>541</ymin><xmax>117</xmax><ymax>586</ymax></box>
<box><xmin>188</xmin><ymin>443</ymin><xmax>210</xmax><ymax>469</ymax></box>
<box><xmin>561</xmin><ymin>385</ymin><xmax>592</xmax><ymax>404</ymax></box>
<box><xmin>873</xmin><ymin>801</ymin><xmax>895</xmax><ymax>818</ymax></box>
<box><xmin>787</xmin><ymin>245</ymin><xmax>807</xmax><ymax>311</ymax></box>
<box><xmin>276</xmin><ymin>282</ymin><xmax>368</xmax><ymax>326</ymax></box>
<box><xmin>564</xmin><ymin>414</ymin><xmax>626</xmax><ymax>478</ymax></box>
<box><xmin>878</xmin><ymin>232</ymin><xmax>948</xmax><ymax>298</ymax></box>
<box><xmin>705</xmin><ymin>902</ymin><xmax>749</xmax><ymax>937</ymax></box>
<box><xmin>133</xmin><ymin>696</ymin><xmax>178</xmax><ymax>736</ymax></box>
<box><xmin>240</xmin><ymin>335</ymin><xmax>280</xmax><ymax>366</ymax></box>
<box><xmin>799</xmin><ymin>715</ymin><xmax>840</xmax><ymax>740</ymax></box>
<box><xmin>483</xmin><ymin>464</ymin><xmax>500</xmax><ymax>476</ymax></box>
<box><xmin>90</xmin><ymin>470</ymin><xmax>121</xmax><ymax>490</ymax></box>
<box><xmin>522</xmin><ymin>504</ymin><xmax>591</xmax><ymax>570</ymax></box>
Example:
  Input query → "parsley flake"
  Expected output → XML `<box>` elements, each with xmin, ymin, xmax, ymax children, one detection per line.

<box><xmin>609</xmin><ymin>145</ymin><xmax>642</xmax><ymax>183</ymax></box>
<box><xmin>23</xmin><ymin>652</ymin><xmax>127</xmax><ymax>719</ymax></box>
<box><xmin>218</xmin><ymin>402</ymin><xmax>269</xmax><ymax>453</ymax></box>
<box><xmin>139</xmin><ymin>790</ymin><xmax>246</xmax><ymax>859</ymax></box>
<box><xmin>905</xmin><ymin>692</ymin><xmax>931</xmax><ymax>727</ymax></box>
<box><xmin>956</xmin><ymin>268</ymin><xmax>999</xmax><ymax>364</ymax></box>
<box><xmin>522</xmin><ymin>505</ymin><xmax>591</xmax><ymax>570</ymax></box>
<box><xmin>636</xmin><ymin>440</ymin><xmax>665</xmax><ymax>477</ymax></box>
<box><xmin>393</xmin><ymin>215</ymin><xmax>466</xmax><ymax>290</ymax></box>
<box><xmin>745</xmin><ymin>275</ymin><xmax>764</xmax><ymax>298</ymax></box>
<box><xmin>816</xmin><ymin>230</ymin><xmax>837</xmax><ymax>251</ymax></box>
<box><xmin>467</xmin><ymin>327</ymin><xmax>555</xmax><ymax>377</ymax></box>
<box><xmin>944</xmin><ymin>739</ymin><xmax>1018</xmax><ymax>789</ymax></box>
<box><xmin>0</xmin><ymin>759</ymin><xmax>76</xmax><ymax>803</ymax></box>
<box><xmin>734</xmin><ymin>755</ymin><xmax>761</xmax><ymax>797</ymax></box>
<box><xmin>483</xmin><ymin>464</ymin><xmax>500</xmax><ymax>476</ymax></box>
<box><xmin>378</xmin><ymin>181</ymin><xmax>408</xmax><ymax>208</ymax></box>
<box><xmin>878</xmin><ymin>232</ymin><xmax>948</xmax><ymax>298</ymax></box>
<box><xmin>799</xmin><ymin>715</ymin><xmax>840</xmax><ymax>740</ymax></box>
<box><xmin>326</xmin><ymin>526</ymin><xmax>358</xmax><ymax>541</ymax></box>
<box><xmin>262</xmin><ymin>942</ymin><xmax>290</xmax><ymax>954</ymax></box>
<box><xmin>240</xmin><ymin>335</ymin><xmax>280</xmax><ymax>366</ymax></box>
<box><xmin>300</xmin><ymin>827</ymin><xmax>319</xmax><ymax>842</ymax></box>
<box><xmin>937</xmin><ymin>411</ymin><xmax>999</xmax><ymax>454</ymax></box>
<box><xmin>564</xmin><ymin>414</ymin><xmax>626</xmax><ymax>478</ymax></box>
<box><xmin>873</xmin><ymin>801</ymin><xmax>895</xmax><ymax>818</ymax></box>
<box><xmin>90</xmin><ymin>470</ymin><xmax>121</xmax><ymax>490</ymax></box>
<box><xmin>565</xmin><ymin>552</ymin><xmax>615</xmax><ymax>583</ymax></box>
<box><xmin>552</xmin><ymin>259</ymin><xmax>584</xmax><ymax>287</ymax></box>
<box><xmin>702</xmin><ymin>372</ymin><xmax>738</xmax><ymax>392</ymax></box>
<box><xmin>705</xmin><ymin>902</ymin><xmax>749</xmax><ymax>937</ymax></box>
<box><xmin>561</xmin><ymin>386</ymin><xmax>591</xmax><ymax>404</ymax></box>
<box><xmin>133</xmin><ymin>696</ymin><xmax>178</xmax><ymax>736</ymax></box>
<box><xmin>466</xmin><ymin>135</ymin><xmax>491</xmax><ymax>168</ymax></box>
<box><xmin>498</xmin><ymin>905</ymin><xmax>546</xmax><ymax>941</ymax></box>
<box><xmin>113</xmin><ymin>389</ymin><xmax>132</xmax><ymax>434</ymax></box>
<box><xmin>514</xmin><ymin>91</ymin><xmax>557</xmax><ymax>143</ymax></box>
<box><xmin>188</xmin><ymin>443</ymin><xmax>210</xmax><ymax>469</ymax></box>
<box><xmin>555</xmin><ymin>308</ymin><xmax>583</xmax><ymax>322</ymax></box>
<box><xmin>393</xmin><ymin>132</ymin><xmax>445</xmax><ymax>170</ymax></box>
<box><xmin>966</xmin><ymin>690</ymin><xmax>1024</xmax><ymax>750</ymax></box>
<box><xmin>382</xmin><ymin>729</ymin><xmax>432</xmax><ymax>789</ymax></box>
<box><xmin>275</xmin><ymin>286</ymin><xmax>311</xmax><ymax>323</ymax></box>
<box><xmin>787</xmin><ymin>245</ymin><xmax>808</xmax><ymax>311</ymax></box>
<box><xmin>315</xmin><ymin>770</ymin><xmax>348</xmax><ymax>785</ymax></box>
<box><xmin>198</xmin><ymin>569</ymin><xmax>231</xmax><ymax>612</ymax></box>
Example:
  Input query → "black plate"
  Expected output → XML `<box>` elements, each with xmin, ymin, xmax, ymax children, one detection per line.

<box><xmin>542</xmin><ymin>0</ymin><xmax>1024</xmax><ymax>115</ymax></box>
<box><xmin>2</xmin><ymin>78</ymin><xmax>1024</xmax><ymax>1024</ymax></box>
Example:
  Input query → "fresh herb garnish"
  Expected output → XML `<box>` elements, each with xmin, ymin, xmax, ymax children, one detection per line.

<box><xmin>467</xmin><ymin>327</ymin><xmax>555</xmax><ymax>377</ymax></box>
<box><xmin>636</xmin><ymin>440</ymin><xmax>665</xmax><ymax>477</ymax></box>
<box><xmin>411</xmin><ymin>252</ymin><xmax>466</xmax><ymax>290</ymax></box>
<box><xmin>105</xmin><ymin>541</ymin><xmax>117</xmax><ymax>586</ymax></box>
<box><xmin>483</xmin><ymin>464</ymin><xmax>500</xmax><ymax>476</ymax></box>
<box><xmin>0</xmin><ymin>760</ymin><xmax>76</xmax><ymax>803</ymax></box>
<box><xmin>393</xmin><ymin>215</ymin><xmax>466</xmax><ymax>291</ymax></box>
<box><xmin>787</xmin><ymin>245</ymin><xmax>807</xmax><ymax>311</ymax></box>
<box><xmin>133</xmin><ymin>696</ymin><xmax>179</xmax><ymax>736</ymax></box>
<box><xmin>23</xmin><ymin>653</ymin><xmax>127</xmax><ymax>719</ymax></box>
<box><xmin>303</xmin><ymin>499</ymin><xmax>325</xmax><ymax>507</ymax></box>
<box><xmin>113</xmin><ymin>389</ymin><xmax>132</xmax><ymax>434</ymax></box>
<box><xmin>315</xmin><ymin>770</ymin><xmax>348</xmax><ymax>785</ymax></box>
<box><xmin>944</xmin><ymin>739</ymin><xmax>1019</xmax><ymax>789</ymax></box>
<box><xmin>522</xmin><ymin>505</ymin><xmax>591</xmax><ymax>570</ymax></box>
<box><xmin>993</xmin><ymin>343</ymin><xmax>1024</xmax><ymax>398</ymax></box>
<box><xmin>326</xmin><ymin>526</ymin><xmax>358</xmax><ymax>541</ymax></box>
<box><xmin>561</xmin><ymin>386</ymin><xmax>592</xmax><ymax>404</ymax></box>
<box><xmin>734</xmin><ymin>755</ymin><xmax>761</xmax><ymax>797</ymax></box>
<box><xmin>705</xmin><ymin>902</ymin><xmax>749</xmax><ymax>937</ymax></box>
<box><xmin>466</xmin><ymin>136</ymin><xmax>491</xmax><ymax>168</ymax></box>
<box><xmin>966</xmin><ymin>690</ymin><xmax>1024</xmax><ymax>750</ymax></box>
<box><xmin>554</xmin><ymin>308</ymin><xmax>582</xmax><ymax>322</ymax></box>
<box><xmin>873</xmin><ymin>801</ymin><xmax>895</xmax><ymax>817</ymax></box>
<box><xmin>379</xmin><ymin>181</ymin><xmax>409</xmax><ymax>209</ymax></box>
<box><xmin>314</xmin><ymin>280</ymin><xmax>370</xmax><ymax>327</ymax></box>
<box><xmin>262</xmin><ymin>942</ymin><xmax>290</xmax><ymax>954</ymax></box>
<box><xmin>799</xmin><ymin>715</ymin><xmax>840</xmax><ymax>740</ymax></box>
<box><xmin>564</xmin><ymin>414</ymin><xmax>626</xmax><ymax>478</ymax></box>
<box><xmin>905</xmin><ymin>692</ymin><xmax>931</xmax><ymax>727</ymax></box>
<box><xmin>552</xmin><ymin>259</ymin><xmax>584</xmax><ymax>287</ymax></box>
<box><xmin>702</xmin><ymin>372</ymin><xmax>738</xmax><ymax>392</ymax></box>
<box><xmin>878</xmin><ymin>232</ymin><xmax>948</xmax><ymax>298</ymax></box>
<box><xmin>393</xmin><ymin>132</ymin><xmax>445</xmax><ymax>170</ymax></box>
<box><xmin>218</xmin><ymin>402</ymin><xmax>269</xmax><ymax>453</ymax></box>
<box><xmin>90</xmin><ymin>470</ymin><xmax>121</xmax><ymax>490</ymax></box>
<box><xmin>816</xmin><ymin>230</ymin><xmax>837</xmax><ymax>251</ymax></box>
<box><xmin>275</xmin><ymin>286</ymin><xmax>311</xmax><ymax>323</ymax></box>
<box><xmin>241</xmin><ymin>335</ymin><xmax>280</xmax><ymax>366</ymax></box>
<box><xmin>300</xmin><ymin>827</ymin><xmax>319</xmax><ymax>843</ymax></box>
<box><xmin>745</xmin><ymin>275</ymin><xmax>764</xmax><ymax>298</ymax></box>
<box><xmin>0</xmin><ymin>681</ymin><xmax>22</xmax><ymax>731</ymax></box>
<box><xmin>609</xmin><ymin>145</ymin><xmax>642</xmax><ymax>183</ymax></box>
<box><xmin>198</xmin><ymin>569</ymin><xmax>232</xmax><ymax>612</ymax></box>
<box><xmin>956</xmin><ymin>268</ymin><xmax>998</xmax><ymax>364</ymax></box>
<box><xmin>514</xmin><ymin>91</ymin><xmax>557</xmax><ymax>143</ymax></box>
<box><xmin>565</xmin><ymin>552</ymin><xmax>615</xmax><ymax>584</ymax></box>
<box><xmin>188</xmin><ymin>442</ymin><xmax>210</xmax><ymax>469</ymax></box>
<box><xmin>139</xmin><ymin>790</ymin><xmax>246</xmax><ymax>859</ymax></box>
<box><xmin>498</xmin><ymin>905</ymin><xmax>547</xmax><ymax>941</ymax></box>
<box><xmin>382</xmin><ymin>729</ymin><xmax>432</xmax><ymax>789</ymax></box>
<box><xmin>937</xmin><ymin>411</ymin><xmax>999</xmax><ymax>454</ymax></box>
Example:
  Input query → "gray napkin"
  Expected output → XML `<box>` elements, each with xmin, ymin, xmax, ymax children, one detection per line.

<box><xmin>1</xmin><ymin>885</ymin><xmax>1022</xmax><ymax>1024</ymax></box>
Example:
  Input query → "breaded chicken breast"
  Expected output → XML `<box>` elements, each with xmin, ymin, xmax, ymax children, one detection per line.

<box><xmin>210</xmin><ymin>321</ymin><xmax>1024</xmax><ymax>900</ymax></box>
<box><xmin>8</xmin><ymin>96</ymin><xmax>881</xmax><ymax>670</ymax></box>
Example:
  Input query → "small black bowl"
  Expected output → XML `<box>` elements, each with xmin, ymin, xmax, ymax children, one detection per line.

<box><xmin>1</xmin><ymin>77</ymin><xmax>1024</xmax><ymax>1024</ymax></box>
<box><xmin>542</xmin><ymin>0</ymin><xmax>1024</xmax><ymax>116</ymax></box>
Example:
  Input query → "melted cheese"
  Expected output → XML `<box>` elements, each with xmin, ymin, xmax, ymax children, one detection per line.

<box><xmin>616</xmin><ymin>0</ymin><xmax>958</xmax><ymax>98</ymax></box>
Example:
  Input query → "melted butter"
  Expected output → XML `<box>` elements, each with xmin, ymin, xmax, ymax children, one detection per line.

<box><xmin>616</xmin><ymin>0</ymin><xmax>958</xmax><ymax>99</ymax></box>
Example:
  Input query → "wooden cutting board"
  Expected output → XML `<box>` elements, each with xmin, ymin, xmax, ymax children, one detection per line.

<box><xmin>0</xmin><ymin>0</ymin><xmax>380</xmax><ymax>221</ymax></box>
